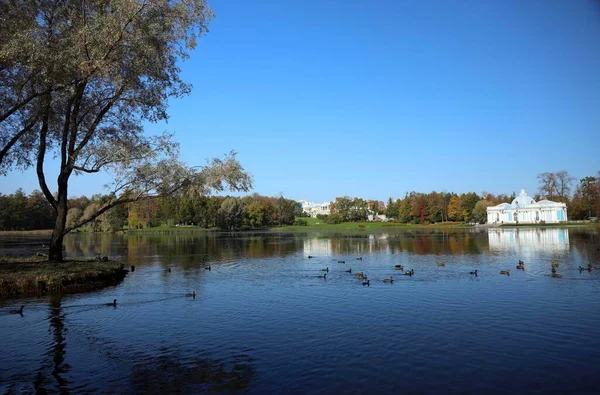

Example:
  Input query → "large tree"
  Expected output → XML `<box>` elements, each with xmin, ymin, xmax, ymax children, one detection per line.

<box><xmin>0</xmin><ymin>1</ymin><xmax>252</xmax><ymax>261</ymax></box>
<box><xmin>537</xmin><ymin>171</ymin><xmax>574</xmax><ymax>201</ymax></box>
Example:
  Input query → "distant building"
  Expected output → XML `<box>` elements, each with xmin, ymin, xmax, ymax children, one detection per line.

<box><xmin>299</xmin><ymin>200</ymin><xmax>332</xmax><ymax>218</ymax></box>
<box><xmin>486</xmin><ymin>189</ymin><xmax>567</xmax><ymax>224</ymax></box>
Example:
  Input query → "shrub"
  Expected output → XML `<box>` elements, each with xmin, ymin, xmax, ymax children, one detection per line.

<box><xmin>316</xmin><ymin>214</ymin><xmax>329</xmax><ymax>221</ymax></box>
<box><xmin>293</xmin><ymin>219</ymin><xmax>308</xmax><ymax>226</ymax></box>
<box><xmin>326</xmin><ymin>214</ymin><xmax>343</xmax><ymax>224</ymax></box>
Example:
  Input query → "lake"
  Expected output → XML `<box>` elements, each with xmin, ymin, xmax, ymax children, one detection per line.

<box><xmin>1</xmin><ymin>227</ymin><xmax>600</xmax><ymax>394</ymax></box>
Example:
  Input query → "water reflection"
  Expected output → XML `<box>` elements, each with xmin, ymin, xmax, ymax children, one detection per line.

<box><xmin>130</xmin><ymin>349</ymin><xmax>256</xmax><ymax>394</ymax></box>
<box><xmin>300</xmin><ymin>230</ymin><xmax>490</xmax><ymax>257</ymax></box>
<box><xmin>34</xmin><ymin>295</ymin><xmax>70</xmax><ymax>394</ymax></box>
<box><xmin>488</xmin><ymin>228</ymin><xmax>570</xmax><ymax>257</ymax></box>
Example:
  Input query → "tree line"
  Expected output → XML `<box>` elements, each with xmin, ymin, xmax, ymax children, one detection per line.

<box><xmin>0</xmin><ymin>191</ymin><xmax>301</xmax><ymax>231</ymax></box>
<box><xmin>127</xmin><ymin>194</ymin><xmax>303</xmax><ymax>230</ymax></box>
<box><xmin>319</xmin><ymin>170</ymin><xmax>600</xmax><ymax>225</ymax></box>
<box><xmin>1</xmin><ymin>170</ymin><xmax>598</xmax><ymax>231</ymax></box>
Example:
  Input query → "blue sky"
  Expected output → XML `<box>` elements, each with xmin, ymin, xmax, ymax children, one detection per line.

<box><xmin>2</xmin><ymin>0</ymin><xmax>599</xmax><ymax>202</ymax></box>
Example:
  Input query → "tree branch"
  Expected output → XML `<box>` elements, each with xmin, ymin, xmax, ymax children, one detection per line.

<box><xmin>0</xmin><ymin>91</ymin><xmax>43</xmax><ymax>124</ymax></box>
<box><xmin>71</xmin><ymin>84</ymin><xmax>127</xmax><ymax>160</ymax></box>
<box><xmin>0</xmin><ymin>119</ymin><xmax>37</xmax><ymax>166</ymax></box>
<box><xmin>36</xmin><ymin>100</ymin><xmax>57</xmax><ymax>210</ymax></box>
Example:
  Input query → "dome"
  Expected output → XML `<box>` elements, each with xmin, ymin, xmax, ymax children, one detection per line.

<box><xmin>511</xmin><ymin>189</ymin><xmax>535</xmax><ymax>206</ymax></box>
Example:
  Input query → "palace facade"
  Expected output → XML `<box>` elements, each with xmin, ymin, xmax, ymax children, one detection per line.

<box><xmin>486</xmin><ymin>189</ymin><xmax>567</xmax><ymax>224</ymax></box>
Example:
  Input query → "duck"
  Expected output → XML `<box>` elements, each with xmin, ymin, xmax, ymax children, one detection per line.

<box><xmin>588</xmin><ymin>263</ymin><xmax>594</xmax><ymax>271</ymax></box>
<box><xmin>205</xmin><ymin>265</ymin><xmax>211</xmax><ymax>271</ymax></box>
<box><xmin>185</xmin><ymin>291</ymin><xmax>196</xmax><ymax>298</ymax></box>
<box><xmin>9</xmin><ymin>305</ymin><xmax>24</xmax><ymax>315</ymax></box>
<box><xmin>551</xmin><ymin>273</ymin><xmax>563</xmax><ymax>278</ymax></box>
<box><xmin>500</xmin><ymin>270</ymin><xmax>510</xmax><ymax>275</ymax></box>
<box><xmin>344</xmin><ymin>268</ymin><xmax>352</xmax><ymax>273</ymax></box>
<box><xmin>437</xmin><ymin>262</ymin><xmax>445</xmax><ymax>267</ymax></box>
<box><xmin>579</xmin><ymin>266</ymin><xmax>586</xmax><ymax>272</ymax></box>
<box><xmin>338</xmin><ymin>260</ymin><xmax>346</xmax><ymax>264</ymax></box>
<box><xmin>517</xmin><ymin>263</ymin><xmax>525</xmax><ymax>270</ymax></box>
<box><xmin>308</xmin><ymin>255</ymin><xmax>314</xmax><ymax>259</ymax></box>
<box><xmin>383</xmin><ymin>276</ymin><xmax>394</xmax><ymax>284</ymax></box>
<box><xmin>164</xmin><ymin>267</ymin><xmax>172</xmax><ymax>273</ymax></box>
<box><xmin>356</xmin><ymin>257</ymin><xmax>363</xmax><ymax>261</ymax></box>
<box><xmin>317</xmin><ymin>272</ymin><xmax>327</xmax><ymax>279</ymax></box>
<box><xmin>395</xmin><ymin>265</ymin><xmax>404</xmax><ymax>271</ymax></box>
<box><xmin>130</xmin><ymin>265</ymin><xmax>136</xmax><ymax>272</ymax></box>
<box><xmin>321</xmin><ymin>267</ymin><xmax>329</xmax><ymax>272</ymax></box>
<box><xmin>469</xmin><ymin>270</ymin><xmax>478</xmax><ymax>276</ymax></box>
<box><xmin>105</xmin><ymin>299</ymin><xmax>117</xmax><ymax>307</ymax></box>
<box><xmin>518</xmin><ymin>259</ymin><xmax>524</xmax><ymax>265</ymax></box>
<box><xmin>404</xmin><ymin>269</ymin><xmax>415</xmax><ymax>276</ymax></box>
<box><xmin>362</xmin><ymin>279</ymin><xmax>370</xmax><ymax>286</ymax></box>
<box><xmin>354</xmin><ymin>272</ymin><xmax>368</xmax><ymax>281</ymax></box>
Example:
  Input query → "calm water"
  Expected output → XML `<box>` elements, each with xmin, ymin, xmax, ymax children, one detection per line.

<box><xmin>1</xmin><ymin>228</ymin><xmax>600</xmax><ymax>394</ymax></box>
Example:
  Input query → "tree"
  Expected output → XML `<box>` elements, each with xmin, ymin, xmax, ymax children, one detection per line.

<box><xmin>472</xmin><ymin>200</ymin><xmax>493</xmax><ymax>224</ymax></box>
<box><xmin>0</xmin><ymin>1</ymin><xmax>252</xmax><ymax>261</ymax></box>
<box><xmin>461</xmin><ymin>192</ymin><xmax>480</xmax><ymax>222</ymax></box>
<box><xmin>398</xmin><ymin>194</ymin><xmax>412</xmax><ymax>223</ymax></box>
<box><xmin>217</xmin><ymin>197</ymin><xmax>245</xmax><ymax>231</ymax></box>
<box><xmin>349</xmin><ymin>198</ymin><xmax>369</xmax><ymax>221</ymax></box>
<box><xmin>385</xmin><ymin>197</ymin><xmax>399</xmax><ymax>219</ymax></box>
<box><xmin>447</xmin><ymin>195</ymin><xmax>463</xmax><ymax>222</ymax></box>
<box><xmin>331</xmin><ymin>197</ymin><xmax>353</xmax><ymax>222</ymax></box>
<box><xmin>537</xmin><ymin>171</ymin><xmax>574</xmax><ymax>201</ymax></box>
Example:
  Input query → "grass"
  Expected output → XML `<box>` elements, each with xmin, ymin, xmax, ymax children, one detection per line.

<box><xmin>272</xmin><ymin>219</ymin><xmax>473</xmax><ymax>231</ymax></box>
<box><xmin>0</xmin><ymin>229</ymin><xmax>53</xmax><ymax>235</ymax></box>
<box><xmin>0</xmin><ymin>257</ymin><xmax>126</xmax><ymax>298</ymax></box>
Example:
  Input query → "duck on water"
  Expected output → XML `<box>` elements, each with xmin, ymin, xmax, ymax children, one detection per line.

<box><xmin>9</xmin><ymin>305</ymin><xmax>24</xmax><ymax>315</ymax></box>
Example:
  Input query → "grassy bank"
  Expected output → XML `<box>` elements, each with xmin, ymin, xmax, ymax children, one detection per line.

<box><xmin>0</xmin><ymin>229</ymin><xmax>53</xmax><ymax>236</ymax></box>
<box><xmin>0</xmin><ymin>257</ymin><xmax>126</xmax><ymax>299</ymax></box>
<box><xmin>273</xmin><ymin>218</ymin><xmax>473</xmax><ymax>231</ymax></box>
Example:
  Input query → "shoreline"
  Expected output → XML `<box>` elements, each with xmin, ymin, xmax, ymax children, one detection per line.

<box><xmin>0</xmin><ymin>257</ymin><xmax>127</xmax><ymax>299</ymax></box>
<box><xmin>1</xmin><ymin>221</ymin><xmax>598</xmax><ymax>236</ymax></box>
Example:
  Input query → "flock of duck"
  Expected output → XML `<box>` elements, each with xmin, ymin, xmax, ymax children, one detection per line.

<box><xmin>308</xmin><ymin>256</ymin><xmax>598</xmax><ymax>286</ymax></box>
<box><xmin>6</xmin><ymin>256</ymin><xmax>598</xmax><ymax>316</ymax></box>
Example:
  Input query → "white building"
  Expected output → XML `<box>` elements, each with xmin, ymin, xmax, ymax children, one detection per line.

<box><xmin>299</xmin><ymin>200</ymin><xmax>332</xmax><ymax>218</ymax></box>
<box><xmin>486</xmin><ymin>189</ymin><xmax>567</xmax><ymax>224</ymax></box>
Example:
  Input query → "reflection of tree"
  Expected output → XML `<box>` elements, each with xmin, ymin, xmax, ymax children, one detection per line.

<box><xmin>34</xmin><ymin>294</ymin><xmax>70</xmax><ymax>394</ymax></box>
<box><xmin>130</xmin><ymin>349</ymin><xmax>256</xmax><ymax>394</ymax></box>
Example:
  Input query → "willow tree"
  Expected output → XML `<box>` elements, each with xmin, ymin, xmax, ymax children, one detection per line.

<box><xmin>0</xmin><ymin>0</ymin><xmax>252</xmax><ymax>261</ymax></box>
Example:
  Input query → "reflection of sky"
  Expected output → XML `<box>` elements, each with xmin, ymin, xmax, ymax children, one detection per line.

<box><xmin>488</xmin><ymin>228</ymin><xmax>569</xmax><ymax>259</ymax></box>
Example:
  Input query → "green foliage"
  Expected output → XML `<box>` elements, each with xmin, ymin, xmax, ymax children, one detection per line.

<box><xmin>0</xmin><ymin>189</ymin><xmax>55</xmax><ymax>230</ymax></box>
<box><xmin>326</xmin><ymin>214</ymin><xmax>343</xmax><ymax>224</ymax></box>
<box><xmin>316</xmin><ymin>214</ymin><xmax>329</xmax><ymax>221</ymax></box>
<box><xmin>385</xmin><ymin>197</ymin><xmax>399</xmax><ymax>219</ymax></box>
<box><xmin>293</xmin><ymin>218</ymin><xmax>308</xmax><ymax>226</ymax></box>
<box><xmin>472</xmin><ymin>200</ymin><xmax>494</xmax><ymax>224</ymax></box>
<box><xmin>217</xmin><ymin>197</ymin><xmax>245</xmax><ymax>231</ymax></box>
<box><xmin>331</xmin><ymin>196</ymin><xmax>368</xmax><ymax>222</ymax></box>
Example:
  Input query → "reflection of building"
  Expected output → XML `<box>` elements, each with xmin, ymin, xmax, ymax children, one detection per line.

<box><xmin>487</xmin><ymin>189</ymin><xmax>567</xmax><ymax>224</ymax></box>
<box><xmin>303</xmin><ymin>238</ymin><xmax>333</xmax><ymax>256</ymax></box>
<box><xmin>488</xmin><ymin>228</ymin><xmax>569</xmax><ymax>256</ymax></box>
<box><xmin>299</xmin><ymin>200</ymin><xmax>331</xmax><ymax>218</ymax></box>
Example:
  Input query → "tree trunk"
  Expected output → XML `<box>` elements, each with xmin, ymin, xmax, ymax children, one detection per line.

<box><xmin>49</xmin><ymin>178</ymin><xmax>69</xmax><ymax>262</ymax></box>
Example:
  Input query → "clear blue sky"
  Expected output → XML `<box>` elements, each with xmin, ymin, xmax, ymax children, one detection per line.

<box><xmin>2</xmin><ymin>0</ymin><xmax>599</xmax><ymax>202</ymax></box>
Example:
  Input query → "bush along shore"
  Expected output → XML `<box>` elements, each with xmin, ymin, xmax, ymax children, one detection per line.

<box><xmin>0</xmin><ymin>256</ymin><xmax>127</xmax><ymax>299</ymax></box>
